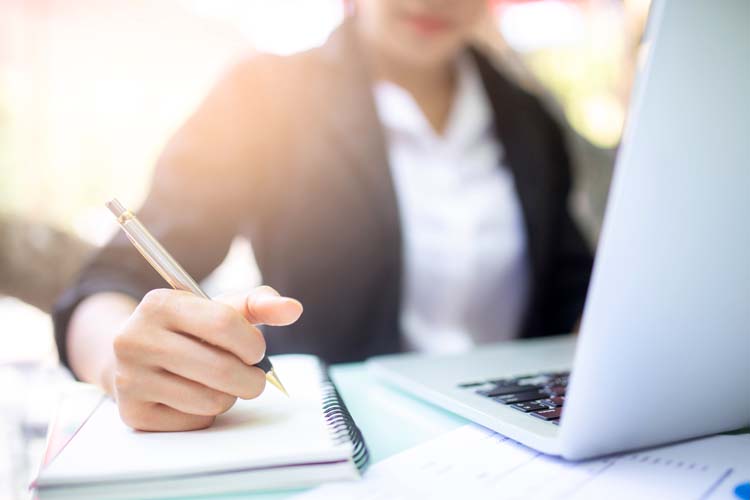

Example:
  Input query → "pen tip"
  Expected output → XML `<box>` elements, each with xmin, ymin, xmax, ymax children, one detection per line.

<box><xmin>265</xmin><ymin>369</ymin><xmax>289</xmax><ymax>397</ymax></box>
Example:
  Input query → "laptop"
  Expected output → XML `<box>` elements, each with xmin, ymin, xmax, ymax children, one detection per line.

<box><xmin>368</xmin><ymin>0</ymin><xmax>750</xmax><ymax>460</ymax></box>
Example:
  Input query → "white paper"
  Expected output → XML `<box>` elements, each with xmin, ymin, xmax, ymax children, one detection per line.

<box><xmin>292</xmin><ymin>425</ymin><xmax>750</xmax><ymax>500</ymax></box>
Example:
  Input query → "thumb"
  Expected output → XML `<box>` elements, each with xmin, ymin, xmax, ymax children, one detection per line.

<box><xmin>217</xmin><ymin>286</ymin><xmax>303</xmax><ymax>326</ymax></box>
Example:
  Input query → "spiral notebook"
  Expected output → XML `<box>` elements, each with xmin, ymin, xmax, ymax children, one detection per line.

<box><xmin>33</xmin><ymin>355</ymin><xmax>369</xmax><ymax>500</ymax></box>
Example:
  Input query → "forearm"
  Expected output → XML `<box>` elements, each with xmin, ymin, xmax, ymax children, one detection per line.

<box><xmin>66</xmin><ymin>292</ymin><xmax>138</xmax><ymax>393</ymax></box>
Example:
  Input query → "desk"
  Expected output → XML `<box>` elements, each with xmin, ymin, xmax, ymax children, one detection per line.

<box><xmin>170</xmin><ymin>362</ymin><xmax>468</xmax><ymax>500</ymax></box>
<box><xmin>329</xmin><ymin>362</ymin><xmax>467</xmax><ymax>462</ymax></box>
<box><xmin>35</xmin><ymin>363</ymin><xmax>750</xmax><ymax>500</ymax></box>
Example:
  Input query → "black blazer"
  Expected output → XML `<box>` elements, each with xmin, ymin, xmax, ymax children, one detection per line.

<box><xmin>53</xmin><ymin>21</ymin><xmax>593</xmax><ymax>366</ymax></box>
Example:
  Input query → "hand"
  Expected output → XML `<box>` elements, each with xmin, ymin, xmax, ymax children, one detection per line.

<box><xmin>110</xmin><ymin>286</ymin><xmax>302</xmax><ymax>431</ymax></box>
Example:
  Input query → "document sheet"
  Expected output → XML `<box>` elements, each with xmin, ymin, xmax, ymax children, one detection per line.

<box><xmin>293</xmin><ymin>425</ymin><xmax>750</xmax><ymax>500</ymax></box>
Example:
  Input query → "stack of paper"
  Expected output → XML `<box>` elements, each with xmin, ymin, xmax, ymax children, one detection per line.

<box><xmin>293</xmin><ymin>425</ymin><xmax>750</xmax><ymax>500</ymax></box>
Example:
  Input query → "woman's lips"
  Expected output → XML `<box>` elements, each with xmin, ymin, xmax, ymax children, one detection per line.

<box><xmin>402</xmin><ymin>13</ymin><xmax>453</xmax><ymax>36</ymax></box>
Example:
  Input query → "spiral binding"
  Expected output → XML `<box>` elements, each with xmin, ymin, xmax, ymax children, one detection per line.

<box><xmin>319</xmin><ymin>368</ymin><xmax>370</xmax><ymax>472</ymax></box>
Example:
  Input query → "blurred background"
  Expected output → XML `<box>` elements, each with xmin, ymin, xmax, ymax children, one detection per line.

<box><xmin>0</xmin><ymin>0</ymin><xmax>650</xmax><ymax>497</ymax></box>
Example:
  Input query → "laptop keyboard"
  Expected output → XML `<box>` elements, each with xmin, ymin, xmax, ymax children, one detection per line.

<box><xmin>458</xmin><ymin>371</ymin><xmax>570</xmax><ymax>425</ymax></box>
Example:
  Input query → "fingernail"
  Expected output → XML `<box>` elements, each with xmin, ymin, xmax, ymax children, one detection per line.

<box><xmin>255</xmin><ymin>295</ymin><xmax>294</xmax><ymax>306</ymax></box>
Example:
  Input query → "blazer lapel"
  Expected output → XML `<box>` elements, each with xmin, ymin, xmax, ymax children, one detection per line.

<box><xmin>472</xmin><ymin>49</ymin><xmax>552</xmax><ymax>283</ymax></box>
<box><xmin>317</xmin><ymin>20</ymin><xmax>401</xmax><ymax>250</ymax></box>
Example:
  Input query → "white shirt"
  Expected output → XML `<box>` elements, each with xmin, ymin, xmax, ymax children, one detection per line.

<box><xmin>373</xmin><ymin>55</ymin><xmax>531</xmax><ymax>354</ymax></box>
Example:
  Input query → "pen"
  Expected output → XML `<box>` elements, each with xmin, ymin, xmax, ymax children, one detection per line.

<box><xmin>105</xmin><ymin>198</ymin><xmax>289</xmax><ymax>397</ymax></box>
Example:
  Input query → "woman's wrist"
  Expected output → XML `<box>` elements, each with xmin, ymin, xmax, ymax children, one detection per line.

<box><xmin>67</xmin><ymin>292</ymin><xmax>138</xmax><ymax>392</ymax></box>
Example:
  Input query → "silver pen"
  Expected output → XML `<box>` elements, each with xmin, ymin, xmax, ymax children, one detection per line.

<box><xmin>105</xmin><ymin>198</ymin><xmax>288</xmax><ymax>396</ymax></box>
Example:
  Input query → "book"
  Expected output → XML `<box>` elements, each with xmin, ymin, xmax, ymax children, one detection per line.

<box><xmin>33</xmin><ymin>355</ymin><xmax>369</xmax><ymax>499</ymax></box>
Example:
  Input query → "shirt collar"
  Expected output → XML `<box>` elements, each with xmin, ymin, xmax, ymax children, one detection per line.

<box><xmin>373</xmin><ymin>52</ymin><xmax>494</xmax><ymax>150</ymax></box>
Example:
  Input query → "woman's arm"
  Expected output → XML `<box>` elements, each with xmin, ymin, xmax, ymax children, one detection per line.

<box><xmin>67</xmin><ymin>292</ymin><xmax>137</xmax><ymax>394</ymax></box>
<box><xmin>54</xmin><ymin>56</ymin><xmax>291</xmax><ymax>430</ymax></box>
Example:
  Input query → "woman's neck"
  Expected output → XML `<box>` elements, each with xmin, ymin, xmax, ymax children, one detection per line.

<box><xmin>364</xmin><ymin>42</ymin><xmax>460</xmax><ymax>135</ymax></box>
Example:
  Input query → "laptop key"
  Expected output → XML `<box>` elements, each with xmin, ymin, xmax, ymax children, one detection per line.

<box><xmin>486</xmin><ymin>376</ymin><xmax>528</xmax><ymax>385</ymax></box>
<box><xmin>509</xmin><ymin>401</ymin><xmax>549</xmax><ymax>413</ymax></box>
<box><xmin>457</xmin><ymin>381</ymin><xmax>484</xmax><ymax>388</ymax></box>
<box><xmin>494</xmin><ymin>391</ymin><xmax>548</xmax><ymax>404</ymax></box>
<box><xmin>477</xmin><ymin>384</ymin><xmax>541</xmax><ymax>398</ymax></box>
<box><xmin>530</xmin><ymin>407</ymin><xmax>563</xmax><ymax>421</ymax></box>
<box><xmin>542</xmin><ymin>386</ymin><xmax>566</xmax><ymax>396</ymax></box>
<box><xmin>539</xmin><ymin>396</ymin><xmax>565</xmax><ymax>407</ymax></box>
<box><xmin>516</xmin><ymin>374</ymin><xmax>554</xmax><ymax>385</ymax></box>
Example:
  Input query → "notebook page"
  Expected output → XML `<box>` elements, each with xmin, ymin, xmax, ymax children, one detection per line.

<box><xmin>38</xmin><ymin>355</ymin><xmax>352</xmax><ymax>486</ymax></box>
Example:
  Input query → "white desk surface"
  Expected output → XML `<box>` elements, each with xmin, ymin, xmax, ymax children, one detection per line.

<box><xmin>170</xmin><ymin>361</ymin><xmax>469</xmax><ymax>500</ymax></box>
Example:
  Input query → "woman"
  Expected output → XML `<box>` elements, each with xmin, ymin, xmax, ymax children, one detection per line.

<box><xmin>54</xmin><ymin>0</ymin><xmax>592</xmax><ymax>431</ymax></box>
